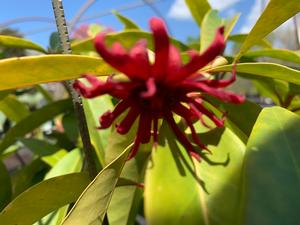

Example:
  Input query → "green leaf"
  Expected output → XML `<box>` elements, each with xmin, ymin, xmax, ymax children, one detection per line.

<box><xmin>0</xmin><ymin>99</ymin><xmax>72</xmax><ymax>154</ymax></box>
<box><xmin>184</xmin><ymin>0</ymin><xmax>211</xmax><ymax>27</ymax></box>
<box><xmin>0</xmin><ymin>160</ymin><xmax>11</xmax><ymax>211</ymax></box>
<box><xmin>62</xmin><ymin>112</ymin><xmax>79</xmax><ymax>143</ymax></box>
<box><xmin>42</xmin><ymin>150</ymin><xmax>68</xmax><ymax>167</ymax></box>
<box><xmin>61</xmin><ymin>145</ymin><xmax>132</xmax><ymax>225</ymax></box>
<box><xmin>0</xmin><ymin>95</ymin><xmax>29</xmax><ymax>122</ymax></box>
<box><xmin>228</xmin><ymin>34</ymin><xmax>272</xmax><ymax>48</ymax></box>
<box><xmin>237</xmin><ymin>0</ymin><xmax>300</xmax><ymax>58</ymax></box>
<box><xmin>224</xmin><ymin>14</ymin><xmax>240</xmax><ymax>40</ymax></box>
<box><xmin>240</xmin><ymin>107</ymin><xmax>300</xmax><ymax>225</ymax></box>
<box><xmin>71</xmin><ymin>31</ymin><xmax>188</xmax><ymax>53</ymax></box>
<box><xmin>113</xmin><ymin>11</ymin><xmax>140</xmax><ymax>30</ymax></box>
<box><xmin>0</xmin><ymin>173</ymin><xmax>90</xmax><ymax>225</ymax></box>
<box><xmin>105</xmin><ymin>124</ymin><xmax>148</xmax><ymax>225</ymax></box>
<box><xmin>145</xmin><ymin>123</ymin><xmax>245</xmax><ymax>225</ymax></box>
<box><xmin>200</xmin><ymin>10</ymin><xmax>223</xmax><ymax>52</ymax></box>
<box><xmin>204</xmin><ymin>97</ymin><xmax>261</xmax><ymax>143</ymax></box>
<box><xmin>19</xmin><ymin>138</ymin><xmax>62</xmax><ymax>157</ymax></box>
<box><xmin>210</xmin><ymin>63</ymin><xmax>300</xmax><ymax>85</ymax></box>
<box><xmin>244</xmin><ymin>49</ymin><xmax>300</xmax><ymax>64</ymax></box>
<box><xmin>11</xmin><ymin>159</ymin><xmax>47</xmax><ymax>197</ymax></box>
<box><xmin>82</xmin><ymin>96</ymin><xmax>114</xmax><ymax>165</ymax></box>
<box><xmin>49</xmin><ymin>32</ymin><xmax>62</xmax><ymax>53</ymax></box>
<box><xmin>35</xmin><ymin>149</ymin><xmax>83</xmax><ymax>225</ymax></box>
<box><xmin>0</xmin><ymin>35</ymin><xmax>46</xmax><ymax>53</ymax></box>
<box><xmin>0</xmin><ymin>55</ymin><xmax>114</xmax><ymax>91</ymax></box>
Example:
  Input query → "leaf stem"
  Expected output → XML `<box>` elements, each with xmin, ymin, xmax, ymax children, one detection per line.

<box><xmin>50</xmin><ymin>0</ymin><xmax>97</xmax><ymax>180</ymax></box>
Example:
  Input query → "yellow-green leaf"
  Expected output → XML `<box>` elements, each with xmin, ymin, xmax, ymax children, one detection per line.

<box><xmin>185</xmin><ymin>0</ymin><xmax>211</xmax><ymax>27</ymax></box>
<box><xmin>237</xmin><ymin>0</ymin><xmax>300</xmax><ymax>58</ymax></box>
<box><xmin>0</xmin><ymin>55</ymin><xmax>114</xmax><ymax>91</ymax></box>
<box><xmin>0</xmin><ymin>35</ymin><xmax>46</xmax><ymax>53</ymax></box>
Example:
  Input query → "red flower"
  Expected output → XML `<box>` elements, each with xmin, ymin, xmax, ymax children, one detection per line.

<box><xmin>74</xmin><ymin>17</ymin><xmax>244</xmax><ymax>160</ymax></box>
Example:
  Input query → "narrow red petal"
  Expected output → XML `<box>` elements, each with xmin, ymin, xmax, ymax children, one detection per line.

<box><xmin>116</xmin><ymin>106</ymin><xmax>140</xmax><ymax>134</ymax></box>
<box><xmin>140</xmin><ymin>78</ymin><xmax>157</xmax><ymax>98</ymax></box>
<box><xmin>127</xmin><ymin>136</ymin><xmax>141</xmax><ymax>160</ymax></box>
<box><xmin>164</xmin><ymin>111</ymin><xmax>199</xmax><ymax>158</ymax></box>
<box><xmin>94</xmin><ymin>33</ymin><xmax>137</xmax><ymax>79</ymax></box>
<box><xmin>98</xmin><ymin>99</ymin><xmax>132</xmax><ymax>129</ymax></box>
<box><xmin>150</xmin><ymin>17</ymin><xmax>170</xmax><ymax>81</ymax></box>
<box><xmin>182</xmin><ymin>81</ymin><xmax>245</xmax><ymax>103</ymax></box>
<box><xmin>129</xmin><ymin>39</ymin><xmax>151</xmax><ymax>80</ymax></box>
<box><xmin>170</xmin><ymin>27</ymin><xmax>225</xmax><ymax>84</ymax></box>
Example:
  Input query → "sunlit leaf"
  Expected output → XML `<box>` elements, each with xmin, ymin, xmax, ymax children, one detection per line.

<box><xmin>145</xmin><ymin>123</ymin><xmax>245</xmax><ymax>225</ymax></box>
<box><xmin>244</xmin><ymin>49</ymin><xmax>300</xmax><ymax>64</ymax></box>
<box><xmin>0</xmin><ymin>99</ymin><xmax>72</xmax><ymax>154</ymax></box>
<box><xmin>200</xmin><ymin>10</ymin><xmax>223</xmax><ymax>52</ymax></box>
<box><xmin>113</xmin><ymin>11</ymin><xmax>140</xmax><ymax>30</ymax></box>
<box><xmin>71</xmin><ymin>31</ymin><xmax>188</xmax><ymax>53</ymax></box>
<box><xmin>0</xmin><ymin>55</ymin><xmax>114</xmax><ymax>91</ymax></box>
<box><xmin>0</xmin><ymin>173</ymin><xmax>90</xmax><ymax>225</ymax></box>
<box><xmin>224</xmin><ymin>14</ymin><xmax>240</xmax><ymax>40</ymax></box>
<box><xmin>228</xmin><ymin>34</ymin><xmax>272</xmax><ymax>48</ymax></box>
<box><xmin>240</xmin><ymin>107</ymin><xmax>300</xmax><ymax>225</ymax></box>
<box><xmin>210</xmin><ymin>63</ymin><xmax>300</xmax><ymax>85</ymax></box>
<box><xmin>185</xmin><ymin>0</ymin><xmax>211</xmax><ymax>27</ymax></box>
<box><xmin>237</xmin><ymin>0</ymin><xmax>300</xmax><ymax>58</ymax></box>
<box><xmin>82</xmin><ymin>96</ymin><xmax>114</xmax><ymax>166</ymax></box>
<box><xmin>0</xmin><ymin>35</ymin><xmax>46</xmax><ymax>53</ymax></box>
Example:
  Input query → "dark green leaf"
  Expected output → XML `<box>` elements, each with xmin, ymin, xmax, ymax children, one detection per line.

<box><xmin>19</xmin><ymin>138</ymin><xmax>62</xmax><ymax>157</ymax></box>
<box><xmin>0</xmin><ymin>173</ymin><xmax>90</xmax><ymax>225</ymax></box>
<box><xmin>0</xmin><ymin>99</ymin><xmax>73</xmax><ymax>154</ymax></box>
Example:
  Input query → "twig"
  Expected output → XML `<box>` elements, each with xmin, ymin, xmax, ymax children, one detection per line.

<box><xmin>50</xmin><ymin>0</ymin><xmax>97</xmax><ymax>180</ymax></box>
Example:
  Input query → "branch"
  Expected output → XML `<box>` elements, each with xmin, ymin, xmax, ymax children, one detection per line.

<box><xmin>51</xmin><ymin>0</ymin><xmax>97</xmax><ymax>180</ymax></box>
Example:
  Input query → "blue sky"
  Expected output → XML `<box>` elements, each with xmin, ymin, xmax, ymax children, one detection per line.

<box><xmin>0</xmin><ymin>0</ymin><xmax>269</xmax><ymax>48</ymax></box>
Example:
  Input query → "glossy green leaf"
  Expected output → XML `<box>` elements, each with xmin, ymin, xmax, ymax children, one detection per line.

<box><xmin>0</xmin><ymin>55</ymin><xmax>114</xmax><ymax>91</ymax></box>
<box><xmin>241</xmin><ymin>107</ymin><xmax>300</xmax><ymax>225</ymax></box>
<box><xmin>113</xmin><ymin>11</ymin><xmax>139</xmax><ymax>30</ymax></box>
<box><xmin>19</xmin><ymin>137</ymin><xmax>62</xmax><ymax>157</ymax></box>
<box><xmin>185</xmin><ymin>0</ymin><xmax>211</xmax><ymax>27</ymax></box>
<box><xmin>228</xmin><ymin>34</ymin><xmax>272</xmax><ymax>48</ymax></box>
<box><xmin>0</xmin><ymin>99</ymin><xmax>72</xmax><ymax>154</ymax></box>
<box><xmin>145</xmin><ymin>123</ymin><xmax>245</xmax><ymax>225</ymax></box>
<box><xmin>0</xmin><ymin>160</ymin><xmax>11</xmax><ymax>211</ymax></box>
<box><xmin>200</xmin><ymin>10</ymin><xmax>223</xmax><ymax>52</ymax></box>
<box><xmin>0</xmin><ymin>173</ymin><xmax>90</xmax><ymax>225</ymax></box>
<box><xmin>244</xmin><ymin>49</ymin><xmax>300</xmax><ymax>64</ymax></box>
<box><xmin>210</xmin><ymin>63</ymin><xmax>300</xmax><ymax>85</ymax></box>
<box><xmin>237</xmin><ymin>0</ymin><xmax>300</xmax><ymax>58</ymax></box>
<box><xmin>71</xmin><ymin>31</ymin><xmax>188</xmax><ymax>53</ymax></box>
<box><xmin>0</xmin><ymin>35</ymin><xmax>46</xmax><ymax>53</ymax></box>
<box><xmin>82</xmin><ymin>96</ymin><xmax>114</xmax><ymax>165</ymax></box>
<box><xmin>61</xmin><ymin>145</ymin><xmax>132</xmax><ymax>225</ymax></box>
<box><xmin>0</xmin><ymin>95</ymin><xmax>29</xmax><ymax>122</ymax></box>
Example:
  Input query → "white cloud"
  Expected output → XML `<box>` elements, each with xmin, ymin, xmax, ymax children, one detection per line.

<box><xmin>168</xmin><ymin>0</ymin><xmax>240</xmax><ymax>20</ymax></box>
<box><xmin>240</xmin><ymin>0</ymin><xmax>262</xmax><ymax>33</ymax></box>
